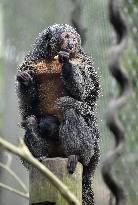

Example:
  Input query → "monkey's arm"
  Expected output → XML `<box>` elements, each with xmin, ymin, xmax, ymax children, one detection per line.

<box><xmin>59</xmin><ymin>51</ymin><xmax>100</xmax><ymax>102</ymax></box>
<box><xmin>16</xmin><ymin>63</ymin><xmax>38</xmax><ymax>120</ymax></box>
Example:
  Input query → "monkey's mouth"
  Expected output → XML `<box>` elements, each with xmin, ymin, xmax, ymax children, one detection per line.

<box><xmin>68</xmin><ymin>42</ymin><xmax>74</xmax><ymax>50</ymax></box>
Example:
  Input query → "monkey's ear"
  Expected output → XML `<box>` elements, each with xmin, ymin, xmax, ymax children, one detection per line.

<box><xmin>45</xmin><ymin>32</ymin><xmax>52</xmax><ymax>40</ymax></box>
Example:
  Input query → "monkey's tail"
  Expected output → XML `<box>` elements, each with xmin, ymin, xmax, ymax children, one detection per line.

<box><xmin>102</xmin><ymin>0</ymin><xmax>131</xmax><ymax>205</ymax></box>
<box><xmin>82</xmin><ymin>141</ymin><xmax>100</xmax><ymax>205</ymax></box>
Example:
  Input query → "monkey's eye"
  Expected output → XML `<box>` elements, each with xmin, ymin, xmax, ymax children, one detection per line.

<box><xmin>65</xmin><ymin>34</ymin><xmax>69</xmax><ymax>38</ymax></box>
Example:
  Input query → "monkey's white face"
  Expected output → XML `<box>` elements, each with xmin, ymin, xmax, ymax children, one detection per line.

<box><xmin>60</xmin><ymin>32</ymin><xmax>79</xmax><ymax>55</ymax></box>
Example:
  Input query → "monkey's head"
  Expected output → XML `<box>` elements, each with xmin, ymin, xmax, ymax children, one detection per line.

<box><xmin>27</xmin><ymin>24</ymin><xmax>82</xmax><ymax>61</ymax></box>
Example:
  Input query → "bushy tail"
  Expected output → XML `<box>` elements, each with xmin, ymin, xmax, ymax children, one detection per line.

<box><xmin>82</xmin><ymin>141</ymin><xmax>100</xmax><ymax>205</ymax></box>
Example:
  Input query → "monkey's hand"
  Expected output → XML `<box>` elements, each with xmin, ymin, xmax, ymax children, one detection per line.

<box><xmin>16</xmin><ymin>70</ymin><xmax>33</xmax><ymax>86</ymax></box>
<box><xmin>58</xmin><ymin>50</ymin><xmax>70</xmax><ymax>64</ymax></box>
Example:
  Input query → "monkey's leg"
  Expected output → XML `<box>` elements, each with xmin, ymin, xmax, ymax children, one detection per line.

<box><xmin>59</xmin><ymin>108</ymin><xmax>94</xmax><ymax>174</ymax></box>
<box><xmin>60</xmin><ymin>109</ymin><xmax>97</xmax><ymax>204</ymax></box>
<box><xmin>57</xmin><ymin>96</ymin><xmax>93</xmax><ymax>119</ymax></box>
<box><xmin>24</xmin><ymin>115</ymin><xmax>48</xmax><ymax>158</ymax></box>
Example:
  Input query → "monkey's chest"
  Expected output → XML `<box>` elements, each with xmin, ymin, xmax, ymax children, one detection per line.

<box><xmin>34</xmin><ymin>60</ymin><xmax>64</xmax><ymax>116</ymax></box>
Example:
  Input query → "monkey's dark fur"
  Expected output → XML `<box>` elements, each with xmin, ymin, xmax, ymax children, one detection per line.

<box><xmin>16</xmin><ymin>24</ymin><xmax>100</xmax><ymax>205</ymax></box>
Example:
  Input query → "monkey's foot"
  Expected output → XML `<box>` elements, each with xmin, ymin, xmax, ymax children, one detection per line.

<box><xmin>67</xmin><ymin>155</ymin><xmax>78</xmax><ymax>174</ymax></box>
<box><xmin>17</xmin><ymin>71</ymin><xmax>33</xmax><ymax>85</ymax></box>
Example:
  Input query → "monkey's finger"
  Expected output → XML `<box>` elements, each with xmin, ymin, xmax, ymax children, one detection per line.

<box><xmin>59</xmin><ymin>50</ymin><xmax>70</xmax><ymax>58</ymax></box>
<box><xmin>17</xmin><ymin>71</ymin><xmax>32</xmax><ymax>84</ymax></box>
<box><xmin>57</xmin><ymin>51</ymin><xmax>70</xmax><ymax>64</ymax></box>
<box><xmin>54</xmin><ymin>55</ymin><xmax>59</xmax><ymax>60</ymax></box>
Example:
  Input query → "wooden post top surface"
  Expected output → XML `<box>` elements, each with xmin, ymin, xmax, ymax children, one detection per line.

<box><xmin>29</xmin><ymin>157</ymin><xmax>83</xmax><ymax>205</ymax></box>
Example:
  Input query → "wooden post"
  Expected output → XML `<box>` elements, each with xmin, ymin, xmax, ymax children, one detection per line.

<box><xmin>29</xmin><ymin>157</ymin><xmax>83</xmax><ymax>205</ymax></box>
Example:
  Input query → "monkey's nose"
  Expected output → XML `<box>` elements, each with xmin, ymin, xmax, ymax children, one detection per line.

<box><xmin>68</xmin><ymin>43</ymin><xmax>74</xmax><ymax>50</ymax></box>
